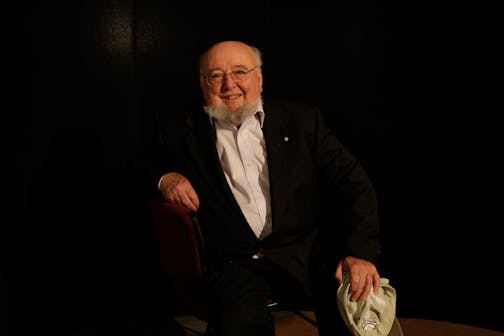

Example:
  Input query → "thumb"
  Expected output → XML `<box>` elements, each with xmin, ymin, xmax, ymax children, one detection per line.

<box><xmin>335</xmin><ymin>261</ymin><xmax>343</xmax><ymax>284</ymax></box>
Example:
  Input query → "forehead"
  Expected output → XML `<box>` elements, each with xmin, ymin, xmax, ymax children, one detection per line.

<box><xmin>204</xmin><ymin>42</ymin><xmax>255</xmax><ymax>70</ymax></box>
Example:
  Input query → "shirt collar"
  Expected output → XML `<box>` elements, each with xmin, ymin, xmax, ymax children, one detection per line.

<box><xmin>255</xmin><ymin>101</ymin><xmax>265</xmax><ymax>128</ymax></box>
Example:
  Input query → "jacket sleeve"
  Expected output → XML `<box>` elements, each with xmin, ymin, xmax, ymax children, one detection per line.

<box><xmin>128</xmin><ymin>107</ymin><xmax>190</xmax><ymax>201</ymax></box>
<box><xmin>313</xmin><ymin>107</ymin><xmax>381</xmax><ymax>264</ymax></box>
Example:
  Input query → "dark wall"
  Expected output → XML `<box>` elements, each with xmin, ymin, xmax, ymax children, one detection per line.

<box><xmin>10</xmin><ymin>0</ymin><xmax>501</xmax><ymax>335</ymax></box>
<box><xmin>12</xmin><ymin>2</ymin><xmax>166</xmax><ymax>336</ymax></box>
<box><xmin>378</xmin><ymin>2</ymin><xmax>500</xmax><ymax>329</ymax></box>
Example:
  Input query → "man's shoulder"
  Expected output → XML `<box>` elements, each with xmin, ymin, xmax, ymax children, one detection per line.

<box><xmin>264</xmin><ymin>97</ymin><xmax>321</xmax><ymax>124</ymax></box>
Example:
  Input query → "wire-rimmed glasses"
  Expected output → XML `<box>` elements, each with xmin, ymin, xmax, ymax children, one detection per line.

<box><xmin>203</xmin><ymin>66</ymin><xmax>258</xmax><ymax>87</ymax></box>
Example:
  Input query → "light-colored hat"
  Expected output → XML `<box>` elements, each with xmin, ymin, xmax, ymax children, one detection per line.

<box><xmin>337</xmin><ymin>273</ymin><xmax>403</xmax><ymax>336</ymax></box>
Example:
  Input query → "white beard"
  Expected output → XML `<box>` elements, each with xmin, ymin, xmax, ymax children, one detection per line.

<box><xmin>203</xmin><ymin>97</ymin><xmax>263</xmax><ymax>126</ymax></box>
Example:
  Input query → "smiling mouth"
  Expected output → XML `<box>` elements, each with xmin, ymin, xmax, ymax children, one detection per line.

<box><xmin>222</xmin><ymin>94</ymin><xmax>242</xmax><ymax>100</ymax></box>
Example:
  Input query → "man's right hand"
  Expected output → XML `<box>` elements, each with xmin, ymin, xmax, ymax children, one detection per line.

<box><xmin>158</xmin><ymin>172</ymin><xmax>200</xmax><ymax>212</ymax></box>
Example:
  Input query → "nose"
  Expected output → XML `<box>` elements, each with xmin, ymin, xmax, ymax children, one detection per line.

<box><xmin>222</xmin><ymin>73</ymin><xmax>237</xmax><ymax>89</ymax></box>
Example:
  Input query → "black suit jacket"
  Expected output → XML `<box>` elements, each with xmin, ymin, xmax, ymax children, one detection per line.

<box><xmin>137</xmin><ymin>97</ymin><xmax>380</xmax><ymax>291</ymax></box>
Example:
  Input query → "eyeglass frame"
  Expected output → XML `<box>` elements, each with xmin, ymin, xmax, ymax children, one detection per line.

<box><xmin>202</xmin><ymin>66</ymin><xmax>258</xmax><ymax>87</ymax></box>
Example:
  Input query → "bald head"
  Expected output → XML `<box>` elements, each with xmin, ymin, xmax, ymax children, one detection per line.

<box><xmin>199</xmin><ymin>41</ymin><xmax>262</xmax><ymax>73</ymax></box>
<box><xmin>199</xmin><ymin>41</ymin><xmax>263</xmax><ymax>119</ymax></box>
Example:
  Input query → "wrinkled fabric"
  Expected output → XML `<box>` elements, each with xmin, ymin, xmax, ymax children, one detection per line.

<box><xmin>337</xmin><ymin>273</ymin><xmax>398</xmax><ymax>336</ymax></box>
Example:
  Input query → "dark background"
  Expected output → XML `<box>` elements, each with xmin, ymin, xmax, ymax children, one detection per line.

<box><xmin>6</xmin><ymin>0</ymin><xmax>501</xmax><ymax>335</ymax></box>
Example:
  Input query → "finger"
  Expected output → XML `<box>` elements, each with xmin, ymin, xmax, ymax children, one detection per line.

<box><xmin>162</xmin><ymin>190</ymin><xmax>175</xmax><ymax>203</ymax></box>
<box><xmin>373</xmin><ymin>273</ymin><xmax>381</xmax><ymax>294</ymax></box>
<box><xmin>349</xmin><ymin>275</ymin><xmax>363</xmax><ymax>302</ymax></box>
<box><xmin>359</xmin><ymin>275</ymin><xmax>373</xmax><ymax>301</ymax></box>
<box><xmin>161</xmin><ymin>183</ymin><xmax>181</xmax><ymax>203</ymax></box>
<box><xmin>180</xmin><ymin>191</ymin><xmax>198</xmax><ymax>212</ymax></box>
<box><xmin>178</xmin><ymin>185</ymin><xmax>199</xmax><ymax>210</ymax></box>
<box><xmin>186</xmin><ymin>188</ymin><xmax>200</xmax><ymax>210</ymax></box>
<box><xmin>350</xmin><ymin>288</ymin><xmax>363</xmax><ymax>302</ymax></box>
<box><xmin>167</xmin><ymin>194</ymin><xmax>179</xmax><ymax>204</ymax></box>
<box><xmin>335</xmin><ymin>270</ymin><xmax>343</xmax><ymax>284</ymax></box>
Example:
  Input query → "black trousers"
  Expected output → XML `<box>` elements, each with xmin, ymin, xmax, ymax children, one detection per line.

<box><xmin>203</xmin><ymin>256</ymin><xmax>352</xmax><ymax>336</ymax></box>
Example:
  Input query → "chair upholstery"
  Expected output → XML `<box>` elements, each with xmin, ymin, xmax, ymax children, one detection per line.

<box><xmin>150</xmin><ymin>199</ymin><xmax>209</xmax><ymax>321</ymax></box>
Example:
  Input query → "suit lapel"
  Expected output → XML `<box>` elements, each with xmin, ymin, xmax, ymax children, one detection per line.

<box><xmin>263</xmin><ymin>100</ymin><xmax>293</xmax><ymax>228</ymax></box>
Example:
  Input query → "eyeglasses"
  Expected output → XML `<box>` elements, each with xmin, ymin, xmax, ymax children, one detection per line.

<box><xmin>204</xmin><ymin>66</ymin><xmax>258</xmax><ymax>87</ymax></box>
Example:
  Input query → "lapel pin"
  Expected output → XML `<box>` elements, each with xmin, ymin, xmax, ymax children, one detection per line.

<box><xmin>284</xmin><ymin>136</ymin><xmax>289</xmax><ymax>142</ymax></box>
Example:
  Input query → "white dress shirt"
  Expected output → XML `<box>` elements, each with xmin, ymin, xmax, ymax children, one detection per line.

<box><xmin>214</xmin><ymin>111</ymin><xmax>272</xmax><ymax>240</ymax></box>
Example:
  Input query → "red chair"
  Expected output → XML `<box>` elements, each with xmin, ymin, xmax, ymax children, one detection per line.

<box><xmin>150</xmin><ymin>199</ymin><xmax>209</xmax><ymax>322</ymax></box>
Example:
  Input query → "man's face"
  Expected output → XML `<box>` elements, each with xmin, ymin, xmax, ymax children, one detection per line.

<box><xmin>200</xmin><ymin>41</ymin><xmax>263</xmax><ymax>113</ymax></box>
